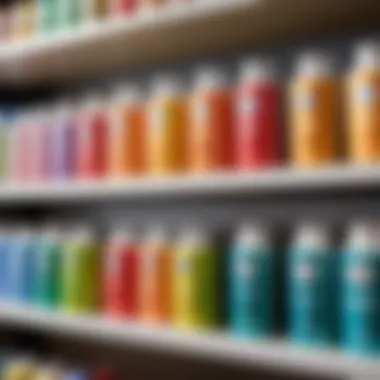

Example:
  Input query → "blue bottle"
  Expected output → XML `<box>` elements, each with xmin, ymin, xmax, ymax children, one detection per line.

<box><xmin>343</xmin><ymin>222</ymin><xmax>380</xmax><ymax>356</ymax></box>
<box><xmin>0</xmin><ymin>228</ymin><xmax>10</xmax><ymax>301</ymax></box>
<box><xmin>289</xmin><ymin>223</ymin><xmax>338</xmax><ymax>347</ymax></box>
<box><xmin>8</xmin><ymin>229</ymin><xmax>39</xmax><ymax>305</ymax></box>
<box><xmin>229</xmin><ymin>224</ymin><xmax>275</xmax><ymax>338</ymax></box>
<box><xmin>65</xmin><ymin>369</ymin><xmax>92</xmax><ymax>380</ymax></box>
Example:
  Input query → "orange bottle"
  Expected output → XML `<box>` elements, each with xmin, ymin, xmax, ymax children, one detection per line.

<box><xmin>347</xmin><ymin>42</ymin><xmax>380</xmax><ymax>164</ymax></box>
<box><xmin>289</xmin><ymin>53</ymin><xmax>339</xmax><ymax>167</ymax></box>
<box><xmin>188</xmin><ymin>67</ymin><xmax>232</xmax><ymax>173</ymax></box>
<box><xmin>108</xmin><ymin>85</ymin><xmax>146</xmax><ymax>178</ymax></box>
<box><xmin>139</xmin><ymin>228</ymin><xmax>173</xmax><ymax>324</ymax></box>
<box><xmin>147</xmin><ymin>76</ymin><xmax>187</xmax><ymax>176</ymax></box>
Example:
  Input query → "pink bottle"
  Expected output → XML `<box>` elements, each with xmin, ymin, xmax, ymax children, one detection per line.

<box><xmin>234</xmin><ymin>58</ymin><xmax>281</xmax><ymax>170</ymax></box>
<box><xmin>110</xmin><ymin>0</ymin><xmax>136</xmax><ymax>16</ymax></box>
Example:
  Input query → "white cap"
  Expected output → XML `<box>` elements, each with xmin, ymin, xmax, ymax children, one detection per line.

<box><xmin>353</xmin><ymin>41</ymin><xmax>380</xmax><ymax>70</ymax></box>
<box><xmin>292</xmin><ymin>222</ymin><xmax>331</xmax><ymax>250</ymax></box>
<box><xmin>80</xmin><ymin>91</ymin><xmax>104</xmax><ymax>112</ymax></box>
<box><xmin>235</xmin><ymin>223</ymin><xmax>270</xmax><ymax>248</ymax></box>
<box><xmin>67</xmin><ymin>226</ymin><xmax>95</xmax><ymax>243</ymax></box>
<box><xmin>55</xmin><ymin>98</ymin><xmax>73</xmax><ymax>118</ymax></box>
<box><xmin>109</xmin><ymin>227</ymin><xmax>135</xmax><ymax>245</ymax></box>
<box><xmin>112</xmin><ymin>84</ymin><xmax>141</xmax><ymax>106</ymax></box>
<box><xmin>346</xmin><ymin>221</ymin><xmax>380</xmax><ymax>252</ymax></box>
<box><xmin>151</xmin><ymin>74</ymin><xmax>183</xmax><ymax>98</ymax></box>
<box><xmin>193</xmin><ymin>66</ymin><xmax>228</xmax><ymax>91</ymax></box>
<box><xmin>239</xmin><ymin>58</ymin><xmax>276</xmax><ymax>83</ymax></box>
<box><xmin>145</xmin><ymin>227</ymin><xmax>167</xmax><ymax>246</ymax></box>
<box><xmin>295</xmin><ymin>52</ymin><xmax>334</xmax><ymax>78</ymax></box>
<box><xmin>178</xmin><ymin>227</ymin><xmax>210</xmax><ymax>247</ymax></box>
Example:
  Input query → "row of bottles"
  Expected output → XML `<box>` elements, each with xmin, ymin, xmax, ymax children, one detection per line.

<box><xmin>0</xmin><ymin>0</ymin><xmax>193</xmax><ymax>44</ymax></box>
<box><xmin>2</xmin><ymin>40</ymin><xmax>380</xmax><ymax>184</ymax></box>
<box><xmin>0</xmin><ymin>221</ymin><xmax>379</xmax><ymax>356</ymax></box>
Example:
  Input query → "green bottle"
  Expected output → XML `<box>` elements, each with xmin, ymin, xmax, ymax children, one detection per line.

<box><xmin>61</xmin><ymin>228</ymin><xmax>101</xmax><ymax>315</ymax></box>
<box><xmin>33</xmin><ymin>228</ymin><xmax>63</xmax><ymax>309</ymax></box>
<box><xmin>60</xmin><ymin>0</ymin><xmax>85</xmax><ymax>29</ymax></box>
<box><xmin>38</xmin><ymin>0</ymin><xmax>59</xmax><ymax>33</ymax></box>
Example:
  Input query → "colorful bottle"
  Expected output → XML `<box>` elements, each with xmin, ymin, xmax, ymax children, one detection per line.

<box><xmin>109</xmin><ymin>0</ymin><xmax>136</xmax><ymax>16</ymax></box>
<box><xmin>147</xmin><ymin>75</ymin><xmax>187</xmax><ymax>175</ymax></box>
<box><xmin>33</xmin><ymin>227</ymin><xmax>63</xmax><ymax>309</ymax></box>
<box><xmin>0</xmin><ymin>228</ymin><xmax>10</xmax><ymax>300</ymax></box>
<box><xmin>77</xmin><ymin>93</ymin><xmax>109</xmax><ymax>180</ymax></box>
<box><xmin>108</xmin><ymin>85</ymin><xmax>146</xmax><ymax>178</ymax></box>
<box><xmin>342</xmin><ymin>222</ymin><xmax>380</xmax><ymax>355</ymax></box>
<box><xmin>3</xmin><ymin>358</ymin><xmax>36</xmax><ymax>380</ymax></box>
<box><xmin>34</xmin><ymin>365</ymin><xmax>62</xmax><ymax>380</ymax></box>
<box><xmin>173</xmin><ymin>228</ymin><xmax>219</xmax><ymax>330</ymax></box>
<box><xmin>235</xmin><ymin>58</ymin><xmax>281</xmax><ymax>170</ymax></box>
<box><xmin>10</xmin><ymin>0</ymin><xmax>36</xmax><ymax>41</ymax></box>
<box><xmin>60</xmin><ymin>0</ymin><xmax>85</xmax><ymax>29</ymax></box>
<box><xmin>38</xmin><ymin>0</ymin><xmax>59</xmax><ymax>34</ymax></box>
<box><xmin>188</xmin><ymin>67</ymin><xmax>232</xmax><ymax>173</ymax></box>
<box><xmin>103</xmin><ymin>228</ymin><xmax>140</xmax><ymax>319</ymax></box>
<box><xmin>64</xmin><ymin>370</ymin><xmax>91</xmax><ymax>380</ymax></box>
<box><xmin>288</xmin><ymin>223</ymin><xmax>338</xmax><ymax>347</ymax></box>
<box><xmin>289</xmin><ymin>53</ymin><xmax>339</xmax><ymax>167</ymax></box>
<box><xmin>347</xmin><ymin>42</ymin><xmax>380</xmax><ymax>164</ymax></box>
<box><xmin>139</xmin><ymin>228</ymin><xmax>173</xmax><ymax>324</ymax></box>
<box><xmin>83</xmin><ymin>0</ymin><xmax>108</xmax><ymax>22</ymax></box>
<box><xmin>61</xmin><ymin>228</ymin><xmax>101</xmax><ymax>314</ymax></box>
<box><xmin>0</xmin><ymin>108</ymin><xmax>12</xmax><ymax>181</ymax></box>
<box><xmin>229</xmin><ymin>224</ymin><xmax>275</xmax><ymax>338</ymax></box>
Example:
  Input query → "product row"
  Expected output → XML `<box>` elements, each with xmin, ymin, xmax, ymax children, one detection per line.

<box><xmin>2</xmin><ymin>41</ymin><xmax>380</xmax><ymax>183</ymax></box>
<box><xmin>0</xmin><ymin>0</ymin><xmax>195</xmax><ymax>44</ymax></box>
<box><xmin>0</xmin><ymin>222</ymin><xmax>379</xmax><ymax>356</ymax></box>
<box><xmin>0</xmin><ymin>355</ymin><xmax>118</xmax><ymax>380</ymax></box>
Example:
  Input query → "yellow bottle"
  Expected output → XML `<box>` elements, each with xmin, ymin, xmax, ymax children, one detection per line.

<box><xmin>147</xmin><ymin>76</ymin><xmax>188</xmax><ymax>176</ymax></box>
<box><xmin>3</xmin><ymin>359</ymin><xmax>36</xmax><ymax>380</ymax></box>
<box><xmin>347</xmin><ymin>42</ymin><xmax>380</xmax><ymax>164</ymax></box>
<box><xmin>289</xmin><ymin>53</ymin><xmax>339</xmax><ymax>167</ymax></box>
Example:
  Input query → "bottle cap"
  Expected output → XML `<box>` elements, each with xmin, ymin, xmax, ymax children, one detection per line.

<box><xmin>293</xmin><ymin>222</ymin><xmax>331</xmax><ymax>250</ymax></box>
<box><xmin>346</xmin><ymin>221</ymin><xmax>380</xmax><ymax>252</ymax></box>
<box><xmin>112</xmin><ymin>83</ymin><xmax>141</xmax><ymax>106</ymax></box>
<box><xmin>235</xmin><ymin>223</ymin><xmax>270</xmax><ymax>248</ymax></box>
<box><xmin>109</xmin><ymin>227</ymin><xmax>135</xmax><ymax>245</ymax></box>
<box><xmin>193</xmin><ymin>66</ymin><xmax>228</xmax><ymax>91</ymax></box>
<box><xmin>239</xmin><ymin>58</ymin><xmax>276</xmax><ymax>83</ymax></box>
<box><xmin>145</xmin><ymin>227</ymin><xmax>167</xmax><ymax>246</ymax></box>
<box><xmin>178</xmin><ymin>227</ymin><xmax>209</xmax><ymax>246</ymax></box>
<box><xmin>151</xmin><ymin>74</ymin><xmax>183</xmax><ymax>98</ymax></box>
<box><xmin>296</xmin><ymin>52</ymin><xmax>334</xmax><ymax>78</ymax></box>
<box><xmin>353</xmin><ymin>41</ymin><xmax>380</xmax><ymax>70</ymax></box>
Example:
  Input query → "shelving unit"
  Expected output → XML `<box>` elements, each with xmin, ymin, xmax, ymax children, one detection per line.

<box><xmin>0</xmin><ymin>305</ymin><xmax>378</xmax><ymax>380</ymax></box>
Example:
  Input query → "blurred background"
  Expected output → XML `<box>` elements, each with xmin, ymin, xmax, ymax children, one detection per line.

<box><xmin>0</xmin><ymin>0</ymin><xmax>380</xmax><ymax>379</ymax></box>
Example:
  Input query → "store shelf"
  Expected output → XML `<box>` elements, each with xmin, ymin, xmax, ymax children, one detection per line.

<box><xmin>0</xmin><ymin>304</ymin><xmax>378</xmax><ymax>379</ymax></box>
<box><xmin>0</xmin><ymin>0</ymin><xmax>379</xmax><ymax>86</ymax></box>
<box><xmin>0</xmin><ymin>165</ymin><xmax>379</xmax><ymax>205</ymax></box>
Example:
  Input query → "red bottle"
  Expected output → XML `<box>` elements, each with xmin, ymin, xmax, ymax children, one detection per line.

<box><xmin>235</xmin><ymin>59</ymin><xmax>281</xmax><ymax>170</ymax></box>
<box><xmin>77</xmin><ymin>94</ymin><xmax>109</xmax><ymax>180</ymax></box>
<box><xmin>104</xmin><ymin>229</ymin><xmax>140</xmax><ymax>319</ymax></box>
<box><xmin>110</xmin><ymin>0</ymin><xmax>136</xmax><ymax>16</ymax></box>
<box><xmin>93</xmin><ymin>369</ymin><xmax>116</xmax><ymax>380</ymax></box>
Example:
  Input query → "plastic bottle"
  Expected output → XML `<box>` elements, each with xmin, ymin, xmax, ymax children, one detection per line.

<box><xmin>139</xmin><ymin>228</ymin><xmax>173</xmax><ymax>324</ymax></box>
<box><xmin>77</xmin><ymin>93</ymin><xmax>109</xmax><ymax>180</ymax></box>
<box><xmin>103</xmin><ymin>228</ymin><xmax>140</xmax><ymax>319</ymax></box>
<box><xmin>0</xmin><ymin>108</ymin><xmax>12</xmax><ymax>181</ymax></box>
<box><xmin>173</xmin><ymin>228</ymin><xmax>219</xmax><ymax>330</ymax></box>
<box><xmin>109</xmin><ymin>0</ymin><xmax>136</xmax><ymax>16</ymax></box>
<box><xmin>235</xmin><ymin>58</ymin><xmax>281</xmax><ymax>170</ymax></box>
<box><xmin>38</xmin><ymin>0</ymin><xmax>59</xmax><ymax>34</ymax></box>
<box><xmin>108</xmin><ymin>85</ymin><xmax>146</xmax><ymax>178</ymax></box>
<box><xmin>342</xmin><ymin>222</ymin><xmax>380</xmax><ymax>355</ymax></box>
<box><xmin>3</xmin><ymin>358</ymin><xmax>37</xmax><ymax>380</ymax></box>
<box><xmin>10</xmin><ymin>0</ymin><xmax>37</xmax><ymax>41</ymax></box>
<box><xmin>347</xmin><ymin>42</ymin><xmax>380</xmax><ymax>164</ymax></box>
<box><xmin>147</xmin><ymin>75</ymin><xmax>187</xmax><ymax>175</ymax></box>
<box><xmin>188</xmin><ymin>66</ymin><xmax>232</xmax><ymax>173</ymax></box>
<box><xmin>229</xmin><ymin>224</ymin><xmax>275</xmax><ymax>338</ymax></box>
<box><xmin>0</xmin><ymin>228</ymin><xmax>10</xmax><ymax>301</ymax></box>
<box><xmin>60</xmin><ymin>0</ymin><xmax>85</xmax><ymax>29</ymax></box>
<box><xmin>61</xmin><ymin>227</ymin><xmax>101</xmax><ymax>315</ymax></box>
<box><xmin>84</xmin><ymin>0</ymin><xmax>109</xmax><ymax>22</ymax></box>
<box><xmin>289</xmin><ymin>52</ymin><xmax>339</xmax><ymax>167</ymax></box>
<box><xmin>288</xmin><ymin>223</ymin><xmax>338</xmax><ymax>347</ymax></box>
<box><xmin>64</xmin><ymin>370</ymin><xmax>91</xmax><ymax>380</ymax></box>
<box><xmin>33</xmin><ymin>227</ymin><xmax>63</xmax><ymax>309</ymax></box>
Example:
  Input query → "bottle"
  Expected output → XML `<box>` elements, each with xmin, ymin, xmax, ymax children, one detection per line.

<box><xmin>288</xmin><ymin>223</ymin><xmax>338</xmax><ymax>347</ymax></box>
<box><xmin>3</xmin><ymin>358</ymin><xmax>36</xmax><ymax>380</ymax></box>
<box><xmin>10</xmin><ymin>0</ymin><xmax>37</xmax><ymax>41</ymax></box>
<box><xmin>34</xmin><ymin>365</ymin><xmax>62</xmax><ymax>380</ymax></box>
<box><xmin>83</xmin><ymin>0</ymin><xmax>109</xmax><ymax>22</ymax></box>
<box><xmin>61</xmin><ymin>227</ymin><xmax>101</xmax><ymax>315</ymax></box>
<box><xmin>51</xmin><ymin>100</ymin><xmax>76</xmax><ymax>181</ymax></box>
<box><xmin>188</xmin><ymin>66</ymin><xmax>232</xmax><ymax>173</ymax></box>
<box><xmin>0</xmin><ymin>108</ymin><xmax>12</xmax><ymax>181</ymax></box>
<box><xmin>60</xmin><ymin>0</ymin><xmax>85</xmax><ymax>29</ymax></box>
<box><xmin>229</xmin><ymin>224</ymin><xmax>275</xmax><ymax>338</ymax></box>
<box><xmin>139</xmin><ymin>228</ymin><xmax>173</xmax><ymax>324</ymax></box>
<box><xmin>343</xmin><ymin>222</ymin><xmax>380</xmax><ymax>355</ymax></box>
<box><xmin>235</xmin><ymin>58</ymin><xmax>281</xmax><ymax>170</ymax></box>
<box><xmin>147</xmin><ymin>75</ymin><xmax>187</xmax><ymax>175</ymax></box>
<box><xmin>109</xmin><ymin>0</ymin><xmax>136</xmax><ymax>16</ymax></box>
<box><xmin>289</xmin><ymin>52</ymin><xmax>339</xmax><ymax>167</ymax></box>
<box><xmin>0</xmin><ymin>228</ymin><xmax>10</xmax><ymax>301</ymax></box>
<box><xmin>108</xmin><ymin>85</ymin><xmax>146</xmax><ymax>178</ymax></box>
<box><xmin>347</xmin><ymin>42</ymin><xmax>380</xmax><ymax>164</ymax></box>
<box><xmin>103</xmin><ymin>228</ymin><xmax>140</xmax><ymax>319</ymax></box>
<box><xmin>38</xmin><ymin>0</ymin><xmax>59</xmax><ymax>34</ymax></box>
<box><xmin>0</xmin><ymin>2</ymin><xmax>11</xmax><ymax>42</ymax></box>
<box><xmin>33</xmin><ymin>227</ymin><xmax>63</xmax><ymax>309</ymax></box>
<box><xmin>64</xmin><ymin>370</ymin><xmax>91</xmax><ymax>380</ymax></box>
<box><xmin>173</xmin><ymin>228</ymin><xmax>219</xmax><ymax>330</ymax></box>
<box><xmin>77</xmin><ymin>93</ymin><xmax>109</xmax><ymax>180</ymax></box>
<box><xmin>8</xmin><ymin>228</ymin><xmax>39</xmax><ymax>305</ymax></box>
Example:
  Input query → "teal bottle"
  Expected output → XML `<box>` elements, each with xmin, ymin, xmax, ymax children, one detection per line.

<box><xmin>289</xmin><ymin>223</ymin><xmax>338</xmax><ymax>347</ymax></box>
<box><xmin>229</xmin><ymin>224</ymin><xmax>275</xmax><ymax>338</ymax></box>
<box><xmin>343</xmin><ymin>222</ymin><xmax>380</xmax><ymax>356</ymax></box>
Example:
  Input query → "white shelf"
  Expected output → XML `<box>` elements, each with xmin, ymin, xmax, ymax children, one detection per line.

<box><xmin>0</xmin><ymin>0</ymin><xmax>378</xmax><ymax>85</ymax></box>
<box><xmin>0</xmin><ymin>165</ymin><xmax>377</xmax><ymax>205</ymax></box>
<box><xmin>0</xmin><ymin>304</ymin><xmax>378</xmax><ymax>379</ymax></box>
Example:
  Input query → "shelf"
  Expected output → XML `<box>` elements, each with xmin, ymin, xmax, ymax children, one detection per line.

<box><xmin>0</xmin><ymin>165</ymin><xmax>378</xmax><ymax>205</ymax></box>
<box><xmin>0</xmin><ymin>304</ymin><xmax>378</xmax><ymax>379</ymax></box>
<box><xmin>0</xmin><ymin>0</ymin><xmax>379</xmax><ymax>86</ymax></box>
